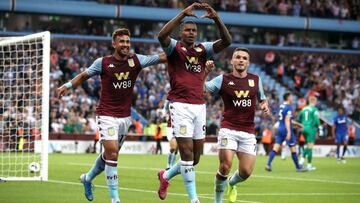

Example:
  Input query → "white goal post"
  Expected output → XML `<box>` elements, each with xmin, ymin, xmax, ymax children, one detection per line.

<box><xmin>0</xmin><ymin>31</ymin><xmax>50</xmax><ymax>181</ymax></box>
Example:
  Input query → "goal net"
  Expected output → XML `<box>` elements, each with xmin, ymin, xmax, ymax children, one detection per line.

<box><xmin>0</xmin><ymin>32</ymin><xmax>50</xmax><ymax>181</ymax></box>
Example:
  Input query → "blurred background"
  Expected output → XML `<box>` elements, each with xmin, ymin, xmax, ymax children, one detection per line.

<box><xmin>0</xmin><ymin>0</ymin><xmax>360</xmax><ymax>154</ymax></box>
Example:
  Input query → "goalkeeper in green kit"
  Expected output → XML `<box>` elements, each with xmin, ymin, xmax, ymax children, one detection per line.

<box><xmin>297</xmin><ymin>96</ymin><xmax>320</xmax><ymax>171</ymax></box>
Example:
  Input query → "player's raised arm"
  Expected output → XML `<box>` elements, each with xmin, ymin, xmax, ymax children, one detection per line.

<box><xmin>201</xmin><ymin>3</ymin><xmax>232</xmax><ymax>53</ymax></box>
<box><xmin>158</xmin><ymin>3</ymin><xmax>201</xmax><ymax>47</ymax></box>
<box><xmin>57</xmin><ymin>71</ymin><xmax>90</xmax><ymax>98</ymax></box>
<box><xmin>57</xmin><ymin>57</ymin><xmax>102</xmax><ymax>98</ymax></box>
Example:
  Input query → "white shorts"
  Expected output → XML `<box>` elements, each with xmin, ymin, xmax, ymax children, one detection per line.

<box><xmin>169</xmin><ymin>102</ymin><xmax>206</xmax><ymax>140</ymax></box>
<box><xmin>217</xmin><ymin>128</ymin><xmax>257</xmax><ymax>156</ymax></box>
<box><xmin>166</xmin><ymin>127</ymin><xmax>174</xmax><ymax>141</ymax></box>
<box><xmin>96</xmin><ymin>115</ymin><xmax>132</xmax><ymax>148</ymax></box>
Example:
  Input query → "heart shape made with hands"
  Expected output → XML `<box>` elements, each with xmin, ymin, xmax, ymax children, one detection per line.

<box><xmin>186</xmin><ymin>3</ymin><xmax>217</xmax><ymax>19</ymax></box>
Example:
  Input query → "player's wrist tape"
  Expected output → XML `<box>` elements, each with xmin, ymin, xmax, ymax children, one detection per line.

<box><xmin>65</xmin><ymin>82</ymin><xmax>73</xmax><ymax>89</ymax></box>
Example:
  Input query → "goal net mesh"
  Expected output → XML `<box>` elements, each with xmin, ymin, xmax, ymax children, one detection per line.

<box><xmin>0</xmin><ymin>32</ymin><xmax>49</xmax><ymax>181</ymax></box>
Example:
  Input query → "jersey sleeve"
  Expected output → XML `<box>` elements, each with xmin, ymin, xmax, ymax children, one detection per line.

<box><xmin>200</xmin><ymin>41</ymin><xmax>215</xmax><ymax>59</ymax></box>
<box><xmin>286</xmin><ymin>106</ymin><xmax>293</xmax><ymax>118</ymax></box>
<box><xmin>136</xmin><ymin>54</ymin><xmax>160</xmax><ymax>68</ymax></box>
<box><xmin>257</xmin><ymin>76</ymin><xmax>267</xmax><ymax>101</ymax></box>
<box><xmin>86</xmin><ymin>57</ymin><xmax>103</xmax><ymax>77</ymax></box>
<box><xmin>205</xmin><ymin>75</ymin><xmax>223</xmax><ymax>94</ymax></box>
<box><xmin>162</xmin><ymin>38</ymin><xmax>177</xmax><ymax>56</ymax></box>
<box><xmin>314</xmin><ymin>109</ymin><xmax>320</xmax><ymax>127</ymax></box>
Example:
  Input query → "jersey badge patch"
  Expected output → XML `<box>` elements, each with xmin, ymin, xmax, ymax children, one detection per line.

<box><xmin>228</xmin><ymin>81</ymin><xmax>235</xmax><ymax>86</ymax></box>
<box><xmin>128</xmin><ymin>59</ymin><xmax>135</xmax><ymax>67</ymax></box>
<box><xmin>108</xmin><ymin>127</ymin><xmax>115</xmax><ymax>136</ymax></box>
<box><xmin>220</xmin><ymin>138</ymin><xmax>228</xmax><ymax>146</ymax></box>
<box><xmin>179</xmin><ymin>125</ymin><xmax>187</xmax><ymax>135</ymax></box>
<box><xmin>108</xmin><ymin>63</ymin><xmax>115</xmax><ymax>68</ymax></box>
<box><xmin>248</xmin><ymin>79</ymin><xmax>254</xmax><ymax>87</ymax></box>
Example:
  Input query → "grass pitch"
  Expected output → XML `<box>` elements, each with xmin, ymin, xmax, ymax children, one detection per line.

<box><xmin>1</xmin><ymin>154</ymin><xmax>360</xmax><ymax>203</ymax></box>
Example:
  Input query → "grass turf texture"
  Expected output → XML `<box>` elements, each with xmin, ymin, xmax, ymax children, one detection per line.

<box><xmin>1</xmin><ymin>154</ymin><xmax>359</xmax><ymax>203</ymax></box>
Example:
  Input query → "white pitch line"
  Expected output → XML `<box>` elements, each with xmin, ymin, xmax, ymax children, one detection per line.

<box><xmin>47</xmin><ymin>179</ymin><xmax>260</xmax><ymax>203</ymax></box>
<box><xmin>68</xmin><ymin>163</ymin><xmax>360</xmax><ymax>186</ymax></box>
<box><xmin>199</xmin><ymin>193</ymin><xmax>360</xmax><ymax>196</ymax></box>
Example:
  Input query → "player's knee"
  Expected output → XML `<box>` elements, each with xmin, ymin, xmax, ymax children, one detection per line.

<box><xmin>104</xmin><ymin>151</ymin><xmax>118</xmax><ymax>161</ymax></box>
<box><xmin>239</xmin><ymin>169</ymin><xmax>252</xmax><ymax>179</ymax></box>
<box><xmin>219</xmin><ymin>162</ymin><xmax>232</xmax><ymax>175</ymax></box>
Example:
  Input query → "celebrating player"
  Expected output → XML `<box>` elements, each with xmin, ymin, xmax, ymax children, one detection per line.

<box><xmin>57</xmin><ymin>28</ymin><xmax>166</xmax><ymax>203</ymax></box>
<box><xmin>205</xmin><ymin>48</ymin><xmax>270</xmax><ymax>203</ymax></box>
<box><xmin>266</xmin><ymin>92</ymin><xmax>307</xmax><ymax>172</ymax></box>
<box><xmin>156</xmin><ymin>2</ymin><xmax>232</xmax><ymax>203</ymax></box>
<box><xmin>297</xmin><ymin>96</ymin><xmax>320</xmax><ymax>170</ymax></box>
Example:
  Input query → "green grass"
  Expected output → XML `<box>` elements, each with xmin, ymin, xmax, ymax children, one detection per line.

<box><xmin>1</xmin><ymin>154</ymin><xmax>360</xmax><ymax>203</ymax></box>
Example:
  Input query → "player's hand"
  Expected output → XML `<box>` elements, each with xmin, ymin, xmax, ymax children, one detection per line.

<box><xmin>57</xmin><ymin>85</ymin><xmax>69</xmax><ymax>98</ymax></box>
<box><xmin>260</xmin><ymin>100</ymin><xmax>271</xmax><ymax>116</ymax></box>
<box><xmin>200</xmin><ymin>3</ymin><xmax>218</xmax><ymax>19</ymax></box>
<box><xmin>182</xmin><ymin>2</ymin><xmax>201</xmax><ymax>18</ymax></box>
<box><xmin>205</xmin><ymin>60</ymin><xmax>215</xmax><ymax>74</ymax></box>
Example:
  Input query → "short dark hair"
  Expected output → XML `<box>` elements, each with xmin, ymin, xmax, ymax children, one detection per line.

<box><xmin>112</xmin><ymin>28</ymin><xmax>130</xmax><ymax>42</ymax></box>
<box><xmin>234</xmin><ymin>47</ymin><xmax>250</xmax><ymax>55</ymax></box>
<box><xmin>179</xmin><ymin>20</ymin><xmax>196</xmax><ymax>31</ymax></box>
<box><xmin>283</xmin><ymin>92</ymin><xmax>292</xmax><ymax>101</ymax></box>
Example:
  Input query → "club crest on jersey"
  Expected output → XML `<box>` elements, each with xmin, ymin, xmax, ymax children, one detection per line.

<box><xmin>108</xmin><ymin>63</ymin><xmax>115</xmax><ymax>68</ymax></box>
<box><xmin>220</xmin><ymin>138</ymin><xmax>228</xmax><ymax>146</ymax></box>
<box><xmin>108</xmin><ymin>127</ymin><xmax>115</xmax><ymax>136</ymax></box>
<box><xmin>128</xmin><ymin>58</ymin><xmax>135</xmax><ymax>67</ymax></box>
<box><xmin>179</xmin><ymin>125</ymin><xmax>187</xmax><ymax>135</ymax></box>
<box><xmin>194</xmin><ymin>47</ymin><xmax>202</xmax><ymax>52</ymax></box>
<box><xmin>248</xmin><ymin>79</ymin><xmax>255</xmax><ymax>87</ymax></box>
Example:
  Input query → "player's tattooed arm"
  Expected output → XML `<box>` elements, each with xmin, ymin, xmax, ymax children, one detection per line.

<box><xmin>57</xmin><ymin>71</ymin><xmax>90</xmax><ymax>98</ymax></box>
<box><xmin>200</xmin><ymin>3</ymin><xmax>232</xmax><ymax>53</ymax></box>
<box><xmin>158</xmin><ymin>2</ymin><xmax>201</xmax><ymax>47</ymax></box>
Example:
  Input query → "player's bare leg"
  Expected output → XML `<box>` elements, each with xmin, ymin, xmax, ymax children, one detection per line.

<box><xmin>227</xmin><ymin>152</ymin><xmax>256</xmax><ymax>203</ymax></box>
<box><xmin>193</xmin><ymin>139</ymin><xmax>204</xmax><ymax>166</ymax></box>
<box><xmin>102</xmin><ymin>140</ymin><xmax>120</xmax><ymax>203</ymax></box>
<box><xmin>214</xmin><ymin>149</ymin><xmax>234</xmax><ymax>203</ymax></box>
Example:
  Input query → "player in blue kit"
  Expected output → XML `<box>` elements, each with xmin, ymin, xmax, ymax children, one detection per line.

<box><xmin>265</xmin><ymin>92</ymin><xmax>307</xmax><ymax>172</ymax></box>
<box><xmin>332</xmin><ymin>106</ymin><xmax>348</xmax><ymax>163</ymax></box>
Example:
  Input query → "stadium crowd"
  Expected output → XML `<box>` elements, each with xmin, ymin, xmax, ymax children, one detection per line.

<box><xmin>98</xmin><ymin>0</ymin><xmax>360</xmax><ymax>20</ymax></box>
<box><xmin>262</xmin><ymin>52</ymin><xmax>360</xmax><ymax>121</ymax></box>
